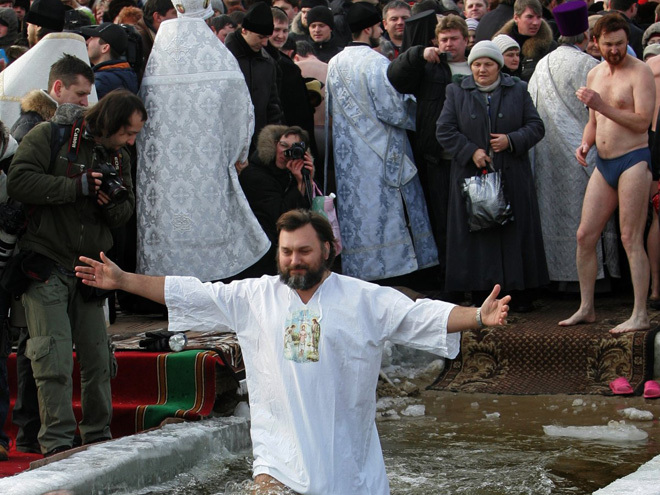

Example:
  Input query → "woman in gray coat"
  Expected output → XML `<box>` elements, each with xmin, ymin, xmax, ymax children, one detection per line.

<box><xmin>436</xmin><ymin>40</ymin><xmax>549</xmax><ymax>311</ymax></box>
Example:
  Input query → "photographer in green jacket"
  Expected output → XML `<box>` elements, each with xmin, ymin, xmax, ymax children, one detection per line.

<box><xmin>6</xmin><ymin>89</ymin><xmax>146</xmax><ymax>457</ymax></box>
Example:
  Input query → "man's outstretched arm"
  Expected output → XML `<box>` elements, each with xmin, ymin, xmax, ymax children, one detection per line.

<box><xmin>76</xmin><ymin>252</ymin><xmax>166</xmax><ymax>305</ymax></box>
<box><xmin>446</xmin><ymin>284</ymin><xmax>511</xmax><ymax>332</ymax></box>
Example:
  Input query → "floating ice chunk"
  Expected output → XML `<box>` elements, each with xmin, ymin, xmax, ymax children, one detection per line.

<box><xmin>572</xmin><ymin>399</ymin><xmax>585</xmax><ymax>407</ymax></box>
<box><xmin>485</xmin><ymin>412</ymin><xmax>500</xmax><ymax>420</ymax></box>
<box><xmin>401</xmin><ymin>405</ymin><xmax>425</xmax><ymax>417</ymax></box>
<box><xmin>471</xmin><ymin>402</ymin><xmax>479</xmax><ymax>409</ymax></box>
<box><xmin>543</xmin><ymin>420</ymin><xmax>648</xmax><ymax>442</ymax></box>
<box><xmin>379</xmin><ymin>409</ymin><xmax>401</xmax><ymax>420</ymax></box>
<box><xmin>425</xmin><ymin>359</ymin><xmax>446</xmax><ymax>375</ymax></box>
<box><xmin>618</xmin><ymin>408</ymin><xmax>654</xmax><ymax>421</ymax></box>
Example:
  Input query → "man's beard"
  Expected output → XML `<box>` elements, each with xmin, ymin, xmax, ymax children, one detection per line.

<box><xmin>369</xmin><ymin>36</ymin><xmax>380</xmax><ymax>48</ymax></box>
<box><xmin>278</xmin><ymin>261</ymin><xmax>326</xmax><ymax>290</ymax></box>
<box><xmin>604</xmin><ymin>51</ymin><xmax>625</xmax><ymax>66</ymax></box>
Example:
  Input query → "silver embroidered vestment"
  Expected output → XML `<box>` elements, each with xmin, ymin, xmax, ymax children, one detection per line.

<box><xmin>326</xmin><ymin>45</ymin><xmax>438</xmax><ymax>281</ymax></box>
<box><xmin>529</xmin><ymin>46</ymin><xmax>620</xmax><ymax>282</ymax></box>
<box><xmin>137</xmin><ymin>18</ymin><xmax>269</xmax><ymax>281</ymax></box>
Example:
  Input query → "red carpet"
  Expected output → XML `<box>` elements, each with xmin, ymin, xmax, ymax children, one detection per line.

<box><xmin>2</xmin><ymin>348</ymin><xmax>230</xmax><ymax>478</ymax></box>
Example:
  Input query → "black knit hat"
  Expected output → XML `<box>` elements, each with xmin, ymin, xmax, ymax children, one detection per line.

<box><xmin>242</xmin><ymin>1</ymin><xmax>274</xmax><ymax>36</ymax></box>
<box><xmin>24</xmin><ymin>0</ymin><xmax>66</xmax><ymax>31</ymax></box>
<box><xmin>306</xmin><ymin>6</ymin><xmax>334</xmax><ymax>29</ymax></box>
<box><xmin>300</xmin><ymin>0</ymin><xmax>328</xmax><ymax>8</ymax></box>
<box><xmin>347</xmin><ymin>2</ymin><xmax>381</xmax><ymax>33</ymax></box>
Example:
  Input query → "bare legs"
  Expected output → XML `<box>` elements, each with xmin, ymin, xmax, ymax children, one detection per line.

<box><xmin>560</xmin><ymin>164</ymin><xmax>651</xmax><ymax>333</ymax></box>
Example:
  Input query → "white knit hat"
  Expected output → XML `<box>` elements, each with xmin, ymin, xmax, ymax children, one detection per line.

<box><xmin>466</xmin><ymin>18</ymin><xmax>479</xmax><ymax>31</ymax></box>
<box><xmin>467</xmin><ymin>40</ymin><xmax>504</xmax><ymax>68</ymax></box>
<box><xmin>492</xmin><ymin>34</ymin><xmax>520</xmax><ymax>55</ymax></box>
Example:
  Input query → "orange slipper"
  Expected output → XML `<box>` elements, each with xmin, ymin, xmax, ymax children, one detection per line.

<box><xmin>644</xmin><ymin>380</ymin><xmax>660</xmax><ymax>399</ymax></box>
<box><xmin>609</xmin><ymin>376</ymin><xmax>634</xmax><ymax>395</ymax></box>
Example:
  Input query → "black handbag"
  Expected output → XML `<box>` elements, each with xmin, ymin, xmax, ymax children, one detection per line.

<box><xmin>461</xmin><ymin>167</ymin><xmax>514</xmax><ymax>232</ymax></box>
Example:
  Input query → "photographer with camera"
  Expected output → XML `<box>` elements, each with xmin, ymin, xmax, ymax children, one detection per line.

<box><xmin>238</xmin><ymin>124</ymin><xmax>315</xmax><ymax>278</ymax></box>
<box><xmin>6</xmin><ymin>89</ymin><xmax>146</xmax><ymax>457</ymax></box>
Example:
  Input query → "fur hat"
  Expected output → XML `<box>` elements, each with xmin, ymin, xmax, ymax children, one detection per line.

<box><xmin>467</xmin><ymin>40</ymin><xmax>504</xmax><ymax>67</ymax></box>
<box><xmin>643</xmin><ymin>22</ymin><xmax>660</xmax><ymax>48</ymax></box>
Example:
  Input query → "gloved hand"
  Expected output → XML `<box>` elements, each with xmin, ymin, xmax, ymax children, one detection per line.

<box><xmin>76</xmin><ymin>169</ymin><xmax>101</xmax><ymax>197</ymax></box>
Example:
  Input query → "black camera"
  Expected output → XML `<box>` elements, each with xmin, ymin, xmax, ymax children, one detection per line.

<box><xmin>94</xmin><ymin>162</ymin><xmax>129</xmax><ymax>204</ymax></box>
<box><xmin>283</xmin><ymin>142</ymin><xmax>306</xmax><ymax>160</ymax></box>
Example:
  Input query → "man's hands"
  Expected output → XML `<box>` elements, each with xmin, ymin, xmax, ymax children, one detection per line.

<box><xmin>479</xmin><ymin>284</ymin><xmax>511</xmax><ymax>327</ymax></box>
<box><xmin>423</xmin><ymin>47</ymin><xmax>446</xmax><ymax>64</ymax></box>
<box><xmin>76</xmin><ymin>170</ymin><xmax>113</xmax><ymax>206</ymax></box>
<box><xmin>576</xmin><ymin>86</ymin><xmax>604</xmax><ymax>113</ymax></box>
<box><xmin>575</xmin><ymin>142</ymin><xmax>591</xmax><ymax>167</ymax></box>
<box><xmin>286</xmin><ymin>151</ymin><xmax>315</xmax><ymax>195</ymax></box>
<box><xmin>75</xmin><ymin>252</ymin><xmax>125</xmax><ymax>290</ymax></box>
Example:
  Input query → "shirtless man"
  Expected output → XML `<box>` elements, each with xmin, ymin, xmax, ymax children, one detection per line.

<box><xmin>560</xmin><ymin>13</ymin><xmax>655</xmax><ymax>334</ymax></box>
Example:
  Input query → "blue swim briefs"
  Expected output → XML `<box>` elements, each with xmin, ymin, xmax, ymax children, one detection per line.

<box><xmin>596</xmin><ymin>147</ymin><xmax>652</xmax><ymax>189</ymax></box>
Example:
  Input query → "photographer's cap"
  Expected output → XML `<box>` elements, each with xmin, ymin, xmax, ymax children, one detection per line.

<box><xmin>80</xmin><ymin>22</ymin><xmax>128</xmax><ymax>56</ymax></box>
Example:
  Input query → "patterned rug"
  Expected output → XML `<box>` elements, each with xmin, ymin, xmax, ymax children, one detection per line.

<box><xmin>428</xmin><ymin>296</ymin><xmax>659</xmax><ymax>395</ymax></box>
<box><xmin>113</xmin><ymin>330</ymin><xmax>244</xmax><ymax>377</ymax></box>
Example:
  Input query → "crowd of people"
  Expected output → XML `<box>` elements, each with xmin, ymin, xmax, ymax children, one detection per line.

<box><xmin>0</xmin><ymin>0</ymin><xmax>656</xmax><ymax>492</ymax></box>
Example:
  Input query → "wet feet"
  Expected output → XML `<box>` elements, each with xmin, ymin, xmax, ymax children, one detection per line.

<box><xmin>609</xmin><ymin>316</ymin><xmax>650</xmax><ymax>335</ymax></box>
<box><xmin>558</xmin><ymin>308</ymin><xmax>596</xmax><ymax>326</ymax></box>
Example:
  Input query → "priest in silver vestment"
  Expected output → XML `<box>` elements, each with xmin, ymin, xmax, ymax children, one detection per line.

<box><xmin>529</xmin><ymin>1</ymin><xmax>619</xmax><ymax>286</ymax></box>
<box><xmin>136</xmin><ymin>0</ymin><xmax>270</xmax><ymax>281</ymax></box>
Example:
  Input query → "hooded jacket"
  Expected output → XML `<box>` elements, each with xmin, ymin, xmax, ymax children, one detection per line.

<box><xmin>7</xmin><ymin>104</ymin><xmax>135</xmax><ymax>270</ymax></box>
<box><xmin>92</xmin><ymin>59</ymin><xmax>139</xmax><ymax>99</ymax></box>
<box><xmin>495</xmin><ymin>19</ymin><xmax>557</xmax><ymax>81</ymax></box>
<box><xmin>9</xmin><ymin>89</ymin><xmax>57</xmax><ymax>144</ymax></box>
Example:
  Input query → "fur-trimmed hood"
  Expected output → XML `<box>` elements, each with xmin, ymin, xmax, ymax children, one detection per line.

<box><xmin>51</xmin><ymin>103</ymin><xmax>85</xmax><ymax>126</ymax></box>
<box><xmin>496</xmin><ymin>19</ymin><xmax>554</xmax><ymax>59</ymax></box>
<box><xmin>290</xmin><ymin>11</ymin><xmax>309</xmax><ymax>36</ymax></box>
<box><xmin>19</xmin><ymin>89</ymin><xmax>57</xmax><ymax>121</ymax></box>
<box><xmin>255</xmin><ymin>124</ymin><xmax>289</xmax><ymax>165</ymax></box>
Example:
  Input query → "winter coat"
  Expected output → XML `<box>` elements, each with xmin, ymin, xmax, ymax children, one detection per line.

<box><xmin>93</xmin><ymin>59</ymin><xmax>139</xmax><ymax>99</ymax></box>
<box><xmin>265</xmin><ymin>45</ymin><xmax>318</xmax><ymax>166</ymax></box>
<box><xmin>436</xmin><ymin>73</ymin><xmax>549</xmax><ymax>292</ymax></box>
<box><xmin>238</xmin><ymin>125</ymin><xmax>310</xmax><ymax>275</ymax></box>
<box><xmin>225</xmin><ymin>31</ymin><xmax>283</xmax><ymax>151</ymax></box>
<box><xmin>311</xmin><ymin>35</ymin><xmax>342</xmax><ymax>63</ymax></box>
<box><xmin>475</xmin><ymin>2</ymin><xmax>514</xmax><ymax>42</ymax></box>
<box><xmin>0</xmin><ymin>8</ymin><xmax>19</xmax><ymax>51</ymax></box>
<box><xmin>495</xmin><ymin>19</ymin><xmax>557</xmax><ymax>81</ymax></box>
<box><xmin>9</xmin><ymin>89</ymin><xmax>57</xmax><ymax>144</ymax></box>
<box><xmin>7</xmin><ymin>105</ymin><xmax>134</xmax><ymax>270</ymax></box>
<box><xmin>387</xmin><ymin>44</ymin><xmax>452</xmax><ymax>167</ymax></box>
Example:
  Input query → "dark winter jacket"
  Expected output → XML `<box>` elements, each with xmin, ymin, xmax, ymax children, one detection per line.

<box><xmin>238</xmin><ymin>125</ymin><xmax>310</xmax><ymax>275</ymax></box>
<box><xmin>474</xmin><ymin>2</ymin><xmax>514</xmax><ymax>42</ymax></box>
<box><xmin>495</xmin><ymin>19</ymin><xmax>557</xmax><ymax>81</ymax></box>
<box><xmin>436</xmin><ymin>74</ymin><xmax>548</xmax><ymax>292</ymax></box>
<box><xmin>225</xmin><ymin>31</ymin><xmax>283</xmax><ymax>151</ymax></box>
<box><xmin>92</xmin><ymin>60</ymin><xmax>139</xmax><ymax>99</ymax></box>
<box><xmin>265</xmin><ymin>44</ymin><xmax>318</xmax><ymax>163</ymax></box>
<box><xmin>7</xmin><ymin>104</ymin><xmax>135</xmax><ymax>270</ymax></box>
<box><xmin>311</xmin><ymin>35</ymin><xmax>342</xmax><ymax>63</ymax></box>
<box><xmin>10</xmin><ymin>89</ymin><xmax>57</xmax><ymax>144</ymax></box>
<box><xmin>387</xmin><ymin>44</ymin><xmax>452</xmax><ymax>167</ymax></box>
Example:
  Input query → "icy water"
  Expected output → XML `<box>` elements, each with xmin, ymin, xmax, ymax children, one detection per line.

<box><xmin>133</xmin><ymin>366</ymin><xmax>660</xmax><ymax>495</ymax></box>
